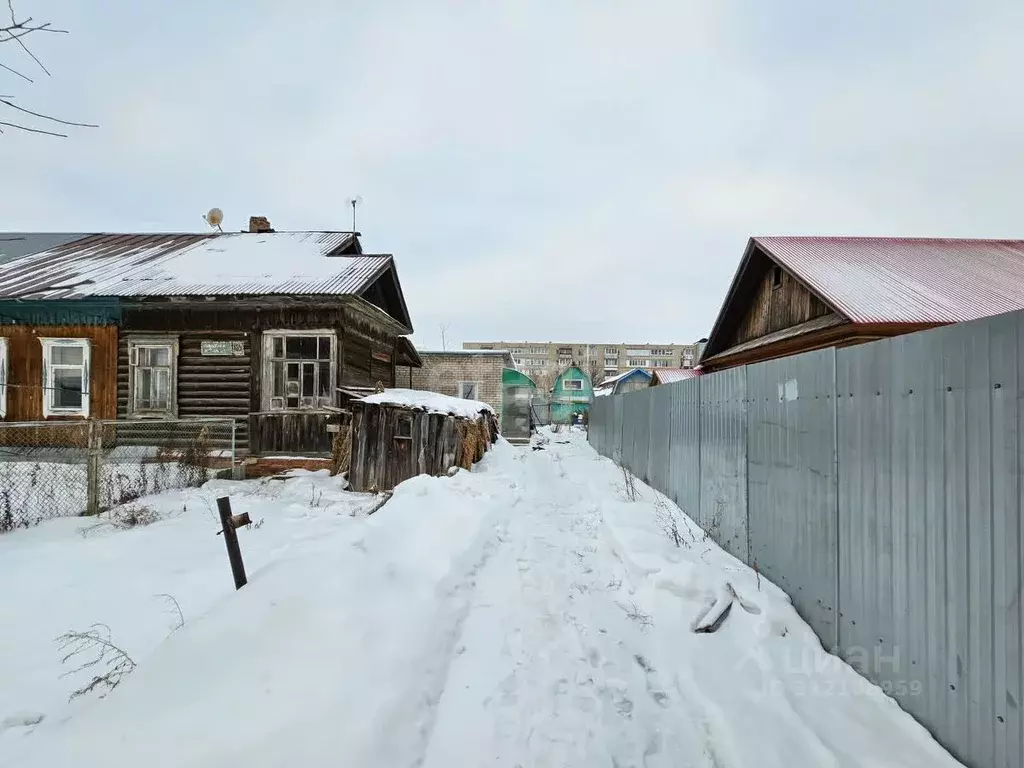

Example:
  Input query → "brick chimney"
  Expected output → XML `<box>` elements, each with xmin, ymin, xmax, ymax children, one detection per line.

<box><xmin>248</xmin><ymin>215</ymin><xmax>274</xmax><ymax>233</ymax></box>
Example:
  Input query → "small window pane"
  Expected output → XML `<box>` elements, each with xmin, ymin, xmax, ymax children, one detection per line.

<box><xmin>286</xmin><ymin>380</ymin><xmax>300</xmax><ymax>396</ymax></box>
<box><xmin>287</xmin><ymin>362</ymin><xmax>299</xmax><ymax>381</ymax></box>
<box><xmin>301</xmin><ymin>363</ymin><xmax>314</xmax><ymax>397</ymax></box>
<box><xmin>153</xmin><ymin>369</ymin><xmax>170</xmax><ymax>409</ymax></box>
<box><xmin>317</xmin><ymin>362</ymin><xmax>331</xmax><ymax>397</ymax></box>
<box><xmin>287</xmin><ymin>336</ymin><xmax>318</xmax><ymax>359</ymax></box>
<box><xmin>318</xmin><ymin>337</ymin><xmax>331</xmax><ymax>359</ymax></box>
<box><xmin>270</xmin><ymin>396</ymin><xmax>284</xmax><ymax>410</ymax></box>
<box><xmin>273</xmin><ymin>337</ymin><xmax>284</xmax><ymax>358</ymax></box>
<box><xmin>51</xmin><ymin>346</ymin><xmax>83</xmax><ymax>366</ymax></box>
<box><xmin>53</xmin><ymin>369</ymin><xmax>83</xmax><ymax>408</ymax></box>
<box><xmin>272</xmin><ymin>361</ymin><xmax>284</xmax><ymax>397</ymax></box>
<box><xmin>287</xmin><ymin>395</ymin><xmax>299</xmax><ymax>408</ymax></box>
<box><xmin>137</xmin><ymin>368</ymin><xmax>152</xmax><ymax>409</ymax></box>
<box><xmin>150</xmin><ymin>347</ymin><xmax>171</xmax><ymax>366</ymax></box>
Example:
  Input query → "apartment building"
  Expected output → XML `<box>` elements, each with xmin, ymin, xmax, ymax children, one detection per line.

<box><xmin>463</xmin><ymin>341</ymin><xmax>704</xmax><ymax>383</ymax></box>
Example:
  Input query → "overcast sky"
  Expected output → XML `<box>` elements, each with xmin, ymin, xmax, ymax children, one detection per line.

<box><xmin>2</xmin><ymin>2</ymin><xmax>1022</xmax><ymax>349</ymax></box>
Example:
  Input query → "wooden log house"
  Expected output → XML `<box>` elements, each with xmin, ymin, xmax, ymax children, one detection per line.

<box><xmin>0</xmin><ymin>226</ymin><xmax>420</xmax><ymax>458</ymax></box>
<box><xmin>699</xmin><ymin>236</ymin><xmax>1024</xmax><ymax>371</ymax></box>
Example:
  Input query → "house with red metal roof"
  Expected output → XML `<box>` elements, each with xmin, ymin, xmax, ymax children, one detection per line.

<box><xmin>699</xmin><ymin>236</ymin><xmax>1024</xmax><ymax>371</ymax></box>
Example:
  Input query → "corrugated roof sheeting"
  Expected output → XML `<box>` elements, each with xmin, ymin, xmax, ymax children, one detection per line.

<box><xmin>651</xmin><ymin>368</ymin><xmax>701</xmax><ymax>384</ymax></box>
<box><xmin>756</xmin><ymin>236</ymin><xmax>1024</xmax><ymax>325</ymax></box>
<box><xmin>0</xmin><ymin>233</ymin><xmax>90</xmax><ymax>265</ymax></box>
<box><xmin>0</xmin><ymin>231</ymin><xmax>375</xmax><ymax>298</ymax></box>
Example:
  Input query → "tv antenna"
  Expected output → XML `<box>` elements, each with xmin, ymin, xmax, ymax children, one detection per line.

<box><xmin>203</xmin><ymin>207</ymin><xmax>224</xmax><ymax>232</ymax></box>
<box><xmin>346</xmin><ymin>196</ymin><xmax>363</xmax><ymax>232</ymax></box>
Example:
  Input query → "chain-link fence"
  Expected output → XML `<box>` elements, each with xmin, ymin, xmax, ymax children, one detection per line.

<box><xmin>0</xmin><ymin>419</ymin><xmax>239</xmax><ymax>532</ymax></box>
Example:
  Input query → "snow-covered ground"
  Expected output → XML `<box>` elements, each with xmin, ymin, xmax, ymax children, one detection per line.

<box><xmin>0</xmin><ymin>429</ymin><xmax>961</xmax><ymax>767</ymax></box>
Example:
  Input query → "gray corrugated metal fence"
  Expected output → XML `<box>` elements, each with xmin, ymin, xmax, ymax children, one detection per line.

<box><xmin>746</xmin><ymin>348</ymin><xmax>839</xmax><ymax>647</ymax></box>
<box><xmin>587</xmin><ymin>310</ymin><xmax>1024</xmax><ymax>768</ymax></box>
<box><xmin>699</xmin><ymin>366</ymin><xmax>748</xmax><ymax>561</ymax></box>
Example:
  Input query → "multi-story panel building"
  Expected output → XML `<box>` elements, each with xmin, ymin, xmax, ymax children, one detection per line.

<box><xmin>463</xmin><ymin>340</ymin><xmax>705</xmax><ymax>388</ymax></box>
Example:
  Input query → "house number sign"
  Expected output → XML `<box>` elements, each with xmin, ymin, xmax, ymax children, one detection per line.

<box><xmin>200</xmin><ymin>340</ymin><xmax>245</xmax><ymax>356</ymax></box>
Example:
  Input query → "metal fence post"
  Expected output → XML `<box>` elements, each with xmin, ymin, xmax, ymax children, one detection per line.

<box><xmin>230</xmin><ymin>418</ymin><xmax>237</xmax><ymax>479</ymax></box>
<box><xmin>217</xmin><ymin>496</ymin><xmax>248</xmax><ymax>589</ymax></box>
<box><xmin>85</xmin><ymin>419</ymin><xmax>102</xmax><ymax>516</ymax></box>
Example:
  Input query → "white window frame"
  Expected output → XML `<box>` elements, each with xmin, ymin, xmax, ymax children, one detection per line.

<box><xmin>0</xmin><ymin>337</ymin><xmax>7</xmax><ymax>418</ymax></box>
<box><xmin>127</xmin><ymin>337</ymin><xmax>179</xmax><ymax>419</ymax></box>
<box><xmin>40</xmin><ymin>337</ymin><xmax>91</xmax><ymax>418</ymax></box>
<box><xmin>565</xmin><ymin>379</ymin><xmax>584</xmax><ymax>391</ymax></box>
<box><xmin>262</xmin><ymin>330</ymin><xmax>337</xmax><ymax>412</ymax></box>
<box><xmin>457</xmin><ymin>381</ymin><xmax>480</xmax><ymax>400</ymax></box>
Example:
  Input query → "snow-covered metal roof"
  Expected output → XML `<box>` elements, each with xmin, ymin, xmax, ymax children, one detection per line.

<box><xmin>651</xmin><ymin>368</ymin><xmax>701</xmax><ymax>384</ymax></box>
<box><xmin>0</xmin><ymin>231</ymin><xmax>391</xmax><ymax>299</ymax></box>
<box><xmin>755</xmin><ymin>236</ymin><xmax>1024</xmax><ymax>324</ymax></box>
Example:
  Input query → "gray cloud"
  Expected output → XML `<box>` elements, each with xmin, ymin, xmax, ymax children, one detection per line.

<box><xmin>2</xmin><ymin>1</ymin><xmax>1021</xmax><ymax>348</ymax></box>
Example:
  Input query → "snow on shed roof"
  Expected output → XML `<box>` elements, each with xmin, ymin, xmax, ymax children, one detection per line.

<box><xmin>0</xmin><ymin>231</ymin><xmax>394</xmax><ymax>299</ymax></box>
<box><xmin>651</xmin><ymin>368</ymin><xmax>701</xmax><ymax>384</ymax></box>
<box><xmin>358</xmin><ymin>389</ymin><xmax>494</xmax><ymax>418</ymax></box>
<box><xmin>755</xmin><ymin>236</ymin><xmax>1024</xmax><ymax>324</ymax></box>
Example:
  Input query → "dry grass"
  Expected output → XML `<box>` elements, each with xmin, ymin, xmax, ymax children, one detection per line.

<box><xmin>56</xmin><ymin>623</ymin><xmax>137</xmax><ymax>701</ymax></box>
<box><xmin>330</xmin><ymin>425</ymin><xmax>352</xmax><ymax>477</ymax></box>
<box><xmin>81</xmin><ymin>504</ymin><xmax>161</xmax><ymax>537</ymax></box>
<box><xmin>457</xmin><ymin>417</ymin><xmax>491</xmax><ymax>471</ymax></box>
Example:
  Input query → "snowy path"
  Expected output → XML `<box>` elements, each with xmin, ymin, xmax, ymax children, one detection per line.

<box><xmin>5</xmin><ymin>430</ymin><xmax>962</xmax><ymax>767</ymax></box>
<box><xmin>421</xmin><ymin>449</ymin><xmax>716</xmax><ymax>766</ymax></box>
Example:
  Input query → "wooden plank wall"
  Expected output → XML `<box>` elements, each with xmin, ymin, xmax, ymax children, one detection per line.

<box><xmin>117</xmin><ymin>330</ymin><xmax>250</xmax><ymax>452</ymax></box>
<box><xmin>730</xmin><ymin>263</ymin><xmax>831</xmax><ymax>347</ymax></box>
<box><xmin>349</xmin><ymin>404</ymin><xmax>485</xmax><ymax>491</ymax></box>
<box><xmin>119</xmin><ymin>302</ymin><xmax>403</xmax><ymax>455</ymax></box>
<box><xmin>249</xmin><ymin>412</ymin><xmax>332</xmax><ymax>455</ymax></box>
<box><xmin>0</xmin><ymin>324</ymin><xmax>117</xmax><ymax>421</ymax></box>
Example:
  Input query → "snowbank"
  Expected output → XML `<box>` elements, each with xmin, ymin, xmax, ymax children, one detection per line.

<box><xmin>358</xmin><ymin>388</ymin><xmax>494</xmax><ymax>418</ymax></box>
<box><xmin>3</xmin><ymin>429</ymin><xmax>961</xmax><ymax>767</ymax></box>
<box><xmin>0</xmin><ymin>469</ymin><xmax>381</xmax><ymax>757</ymax></box>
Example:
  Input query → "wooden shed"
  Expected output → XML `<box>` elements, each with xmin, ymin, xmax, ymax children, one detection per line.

<box><xmin>347</xmin><ymin>390</ymin><xmax>498</xmax><ymax>492</ymax></box>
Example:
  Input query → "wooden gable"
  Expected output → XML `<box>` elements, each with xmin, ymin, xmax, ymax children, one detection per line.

<box><xmin>726</xmin><ymin>255</ymin><xmax>833</xmax><ymax>348</ymax></box>
<box><xmin>358</xmin><ymin>263</ymin><xmax>412</xmax><ymax>332</ymax></box>
<box><xmin>702</xmin><ymin>241</ymin><xmax>845</xmax><ymax>362</ymax></box>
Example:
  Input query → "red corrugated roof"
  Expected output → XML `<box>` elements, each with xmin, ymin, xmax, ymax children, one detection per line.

<box><xmin>755</xmin><ymin>236</ymin><xmax>1024</xmax><ymax>324</ymax></box>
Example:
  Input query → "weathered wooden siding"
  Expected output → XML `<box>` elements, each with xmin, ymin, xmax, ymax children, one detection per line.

<box><xmin>350</xmin><ymin>404</ymin><xmax>460</xmax><ymax>491</ymax></box>
<box><xmin>249</xmin><ymin>412</ymin><xmax>333</xmax><ymax>455</ymax></box>
<box><xmin>121</xmin><ymin>300</ymin><xmax>404</xmax><ymax>455</ymax></box>
<box><xmin>0</xmin><ymin>324</ymin><xmax>117</xmax><ymax>421</ymax></box>
<box><xmin>117</xmin><ymin>330</ymin><xmax>250</xmax><ymax>451</ymax></box>
<box><xmin>729</xmin><ymin>261</ymin><xmax>831</xmax><ymax>347</ymax></box>
<box><xmin>349</xmin><ymin>403</ymin><xmax>498</xmax><ymax>491</ymax></box>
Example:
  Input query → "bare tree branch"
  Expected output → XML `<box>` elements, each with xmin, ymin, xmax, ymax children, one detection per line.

<box><xmin>0</xmin><ymin>2</ymin><xmax>92</xmax><ymax>137</ymax></box>
<box><xmin>0</xmin><ymin>98</ymin><xmax>97</xmax><ymax>127</ymax></box>
<box><xmin>0</xmin><ymin>59</ymin><xmax>31</xmax><ymax>82</ymax></box>
<box><xmin>0</xmin><ymin>119</ymin><xmax>65</xmax><ymax>137</ymax></box>
<box><xmin>10</xmin><ymin>29</ymin><xmax>50</xmax><ymax>76</ymax></box>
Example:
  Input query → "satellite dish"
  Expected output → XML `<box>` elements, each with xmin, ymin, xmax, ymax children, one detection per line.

<box><xmin>204</xmin><ymin>207</ymin><xmax>224</xmax><ymax>232</ymax></box>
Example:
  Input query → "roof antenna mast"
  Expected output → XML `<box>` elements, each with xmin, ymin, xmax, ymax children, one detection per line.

<box><xmin>346</xmin><ymin>196</ymin><xmax>363</xmax><ymax>232</ymax></box>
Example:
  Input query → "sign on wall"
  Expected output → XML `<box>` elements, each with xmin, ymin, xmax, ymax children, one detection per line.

<box><xmin>200</xmin><ymin>340</ymin><xmax>245</xmax><ymax>357</ymax></box>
